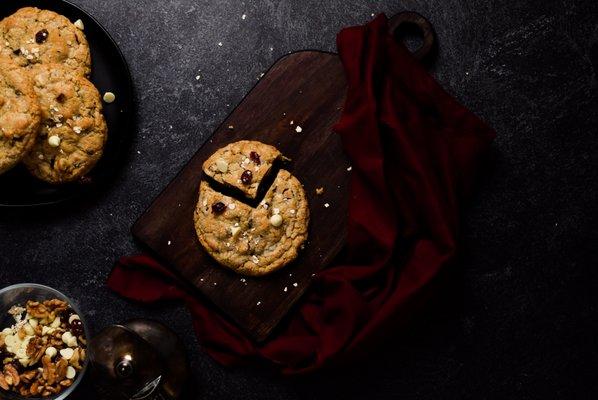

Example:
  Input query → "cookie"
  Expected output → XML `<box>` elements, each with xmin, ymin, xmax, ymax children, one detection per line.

<box><xmin>0</xmin><ymin>57</ymin><xmax>41</xmax><ymax>174</ymax></box>
<box><xmin>22</xmin><ymin>64</ymin><xmax>107</xmax><ymax>184</ymax></box>
<box><xmin>194</xmin><ymin>169</ymin><xmax>309</xmax><ymax>276</ymax></box>
<box><xmin>0</xmin><ymin>7</ymin><xmax>91</xmax><ymax>76</ymax></box>
<box><xmin>202</xmin><ymin>140</ymin><xmax>283</xmax><ymax>200</ymax></box>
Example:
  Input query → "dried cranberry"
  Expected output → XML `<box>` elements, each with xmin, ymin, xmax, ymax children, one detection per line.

<box><xmin>241</xmin><ymin>170</ymin><xmax>253</xmax><ymax>185</ymax></box>
<box><xmin>70</xmin><ymin>318</ymin><xmax>84</xmax><ymax>336</ymax></box>
<box><xmin>249</xmin><ymin>151</ymin><xmax>261</xmax><ymax>165</ymax></box>
<box><xmin>35</xmin><ymin>29</ymin><xmax>49</xmax><ymax>44</ymax></box>
<box><xmin>212</xmin><ymin>202</ymin><xmax>226</xmax><ymax>214</ymax></box>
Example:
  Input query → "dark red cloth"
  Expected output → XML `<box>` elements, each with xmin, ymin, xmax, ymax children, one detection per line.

<box><xmin>107</xmin><ymin>14</ymin><xmax>495</xmax><ymax>374</ymax></box>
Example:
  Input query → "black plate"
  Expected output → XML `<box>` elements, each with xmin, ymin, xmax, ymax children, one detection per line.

<box><xmin>0</xmin><ymin>0</ymin><xmax>133</xmax><ymax>207</ymax></box>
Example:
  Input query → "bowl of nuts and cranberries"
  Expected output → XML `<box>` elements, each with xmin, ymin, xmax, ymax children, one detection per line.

<box><xmin>0</xmin><ymin>284</ymin><xmax>89</xmax><ymax>399</ymax></box>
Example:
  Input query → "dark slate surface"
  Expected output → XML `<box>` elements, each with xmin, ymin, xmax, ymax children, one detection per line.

<box><xmin>1</xmin><ymin>0</ymin><xmax>598</xmax><ymax>398</ymax></box>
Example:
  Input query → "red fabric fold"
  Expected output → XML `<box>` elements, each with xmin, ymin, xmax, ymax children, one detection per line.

<box><xmin>107</xmin><ymin>14</ymin><xmax>495</xmax><ymax>374</ymax></box>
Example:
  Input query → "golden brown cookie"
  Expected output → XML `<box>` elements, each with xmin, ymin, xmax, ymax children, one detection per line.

<box><xmin>0</xmin><ymin>7</ymin><xmax>91</xmax><ymax>76</ymax></box>
<box><xmin>22</xmin><ymin>64</ymin><xmax>107</xmax><ymax>184</ymax></box>
<box><xmin>0</xmin><ymin>57</ymin><xmax>41</xmax><ymax>174</ymax></box>
<box><xmin>194</xmin><ymin>169</ymin><xmax>309</xmax><ymax>276</ymax></box>
<box><xmin>202</xmin><ymin>140</ymin><xmax>282</xmax><ymax>199</ymax></box>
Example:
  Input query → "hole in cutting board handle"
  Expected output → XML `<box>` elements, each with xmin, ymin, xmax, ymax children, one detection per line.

<box><xmin>388</xmin><ymin>11</ymin><xmax>436</xmax><ymax>62</ymax></box>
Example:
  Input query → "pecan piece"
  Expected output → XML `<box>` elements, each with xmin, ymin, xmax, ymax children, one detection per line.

<box><xmin>26</xmin><ymin>301</ymin><xmax>49</xmax><ymax>320</ymax></box>
<box><xmin>41</xmin><ymin>355</ymin><xmax>57</xmax><ymax>385</ymax></box>
<box><xmin>59</xmin><ymin>379</ymin><xmax>72</xmax><ymax>388</ymax></box>
<box><xmin>4</xmin><ymin>364</ymin><xmax>20</xmax><ymax>387</ymax></box>
<box><xmin>19</xmin><ymin>369</ymin><xmax>36</xmax><ymax>383</ymax></box>
<box><xmin>0</xmin><ymin>374</ymin><xmax>9</xmax><ymax>390</ymax></box>
<box><xmin>55</xmin><ymin>358</ymin><xmax>68</xmax><ymax>382</ymax></box>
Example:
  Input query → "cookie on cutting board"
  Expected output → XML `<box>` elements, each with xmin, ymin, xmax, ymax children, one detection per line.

<box><xmin>195</xmin><ymin>139</ymin><xmax>310</xmax><ymax>277</ymax></box>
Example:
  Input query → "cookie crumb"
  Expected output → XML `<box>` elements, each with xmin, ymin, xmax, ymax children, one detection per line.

<box><xmin>295</xmin><ymin>126</ymin><xmax>302</xmax><ymax>133</ymax></box>
<box><xmin>293</xmin><ymin>282</ymin><xmax>298</xmax><ymax>287</ymax></box>
<box><xmin>195</xmin><ymin>75</ymin><xmax>201</xmax><ymax>80</ymax></box>
<box><xmin>218</xmin><ymin>42</ymin><xmax>223</xmax><ymax>46</ymax></box>
<box><xmin>324</xmin><ymin>203</ymin><xmax>330</xmax><ymax>208</ymax></box>
<box><xmin>316</xmin><ymin>187</ymin><xmax>324</xmax><ymax>195</ymax></box>
<box><xmin>256</xmin><ymin>301</ymin><xmax>261</xmax><ymax>306</ymax></box>
<box><xmin>167</xmin><ymin>240</ymin><xmax>172</xmax><ymax>246</ymax></box>
<box><xmin>283</xmin><ymin>286</ymin><xmax>288</xmax><ymax>292</ymax></box>
<box><xmin>213</xmin><ymin>282</ymin><xmax>217</xmax><ymax>286</ymax></box>
<box><xmin>241</xmin><ymin>14</ymin><xmax>247</xmax><ymax>20</ymax></box>
<box><xmin>347</xmin><ymin>166</ymin><xmax>352</xmax><ymax>171</ymax></box>
<box><xmin>228</xmin><ymin>125</ymin><xmax>234</xmax><ymax>130</ymax></box>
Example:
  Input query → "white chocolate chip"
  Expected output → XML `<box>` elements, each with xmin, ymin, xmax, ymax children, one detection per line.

<box><xmin>48</xmin><ymin>135</ymin><xmax>61</xmax><ymax>147</ymax></box>
<box><xmin>74</xmin><ymin>19</ymin><xmax>85</xmax><ymax>30</ymax></box>
<box><xmin>216</xmin><ymin>158</ymin><xmax>228</xmax><ymax>173</ymax></box>
<box><xmin>103</xmin><ymin>92</ymin><xmax>116</xmax><ymax>103</ymax></box>
<box><xmin>45</xmin><ymin>347</ymin><xmax>57</xmax><ymax>358</ymax></box>
<box><xmin>23</xmin><ymin>323</ymin><xmax>34</xmax><ymax>336</ymax></box>
<box><xmin>66</xmin><ymin>366</ymin><xmax>76</xmax><ymax>379</ymax></box>
<box><xmin>228</xmin><ymin>203</ymin><xmax>236</xmax><ymax>210</ymax></box>
<box><xmin>270</xmin><ymin>214</ymin><xmax>283</xmax><ymax>227</ymax></box>
<box><xmin>73</xmin><ymin>126</ymin><xmax>82</xmax><ymax>134</ymax></box>
<box><xmin>61</xmin><ymin>332</ymin><xmax>73</xmax><ymax>345</ymax></box>
<box><xmin>67</xmin><ymin>337</ymin><xmax>78</xmax><ymax>347</ymax></box>
<box><xmin>230</xmin><ymin>226</ymin><xmax>241</xmax><ymax>237</ymax></box>
<box><xmin>28</xmin><ymin>318</ymin><xmax>38</xmax><ymax>328</ymax></box>
<box><xmin>50</xmin><ymin>317</ymin><xmax>61</xmax><ymax>328</ymax></box>
<box><xmin>60</xmin><ymin>348</ymin><xmax>74</xmax><ymax>360</ymax></box>
<box><xmin>68</xmin><ymin>314</ymin><xmax>80</xmax><ymax>325</ymax></box>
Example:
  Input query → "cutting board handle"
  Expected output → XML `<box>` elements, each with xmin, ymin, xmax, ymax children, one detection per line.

<box><xmin>388</xmin><ymin>11</ymin><xmax>436</xmax><ymax>61</ymax></box>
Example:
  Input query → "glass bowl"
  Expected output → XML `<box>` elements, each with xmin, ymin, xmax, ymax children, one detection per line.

<box><xmin>0</xmin><ymin>284</ymin><xmax>90</xmax><ymax>400</ymax></box>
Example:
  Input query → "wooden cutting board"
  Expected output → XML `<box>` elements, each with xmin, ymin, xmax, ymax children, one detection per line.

<box><xmin>132</xmin><ymin>51</ymin><xmax>351</xmax><ymax>341</ymax></box>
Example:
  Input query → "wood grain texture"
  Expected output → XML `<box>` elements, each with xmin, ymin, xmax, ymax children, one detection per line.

<box><xmin>132</xmin><ymin>51</ymin><xmax>350</xmax><ymax>341</ymax></box>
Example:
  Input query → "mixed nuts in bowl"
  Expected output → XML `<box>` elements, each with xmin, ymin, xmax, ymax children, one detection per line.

<box><xmin>0</xmin><ymin>284</ymin><xmax>89</xmax><ymax>399</ymax></box>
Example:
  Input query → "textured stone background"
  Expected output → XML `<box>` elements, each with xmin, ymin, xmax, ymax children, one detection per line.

<box><xmin>2</xmin><ymin>0</ymin><xmax>598</xmax><ymax>398</ymax></box>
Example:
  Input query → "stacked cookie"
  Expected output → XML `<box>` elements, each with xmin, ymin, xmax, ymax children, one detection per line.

<box><xmin>195</xmin><ymin>141</ymin><xmax>310</xmax><ymax>276</ymax></box>
<box><xmin>0</xmin><ymin>7</ymin><xmax>107</xmax><ymax>183</ymax></box>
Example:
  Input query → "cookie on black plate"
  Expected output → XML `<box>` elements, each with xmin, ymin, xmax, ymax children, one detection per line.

<box><xmin>0</xmin><ymin>7</ymin><xmax>91</xmax><ymax>76</ymax></box>
<box><xmin>0</xmin><ymin>57</ymin><xmax>41</xmax><ymax>174</ymax></box>
<box><xmin>22</xmin><ymin>64</ymin><xmax>107</xmax><ymax>184</ymax></box>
